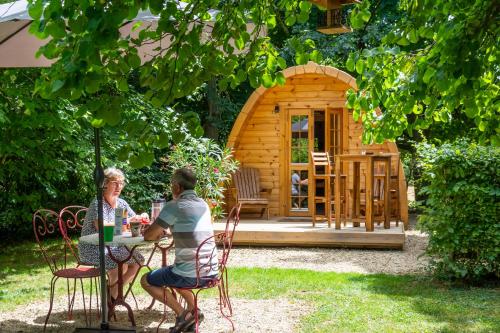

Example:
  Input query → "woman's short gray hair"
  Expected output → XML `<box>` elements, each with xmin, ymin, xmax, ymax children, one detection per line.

<box><xmin>104</xmin><ymin>167</ymin><xmax>125</xmax><ymax>185</ymax></box>
<box><xmin>171</xmin><ymin>168</ymin><xmax>196</xmax><ymax>190</ymax></box>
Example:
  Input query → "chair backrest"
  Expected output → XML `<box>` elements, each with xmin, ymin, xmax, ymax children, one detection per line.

<box><xmin>311</xmin><ymin>151</ymin><xmax>331</xmax><ymax>176</ymax></box>
<box><xmin>223</xmin><ymin>203</ymin><xmax>241</xmax><ymax>259</ymax></box>
<box><xmin>59</xmin><ymin>205</ymin><xmax>88</xmax><ymax>264</ymax></box>
<box><xmin>193</xmin><ymin>232</ymin><xmax>231</xmax><ymax>287</ymax></box>
<box><xmin>233</xmin><ymin>167</ymin><xmax>261</xmax><ymax>199</ymax></box>
<box><xmin>193</xmin><ymin>204</ymin><xmax>241</xmax><ymax>287</ymax></box>
<box><xmin>33</xmin><ymin>209</ymin><xmax>66</xmax><ymax>274</ymax></box>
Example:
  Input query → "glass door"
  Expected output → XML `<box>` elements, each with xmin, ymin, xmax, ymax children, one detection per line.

<box><xmin>287</xmin><ymin>109</ymin><xmax>313</xmax><ymax>216</ymax></box>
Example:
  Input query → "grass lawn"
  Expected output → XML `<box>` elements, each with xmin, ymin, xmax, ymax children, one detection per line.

<box><xmin>1</xmin><ymin>241</ymin><xmax>499</xmax><ymax>333</ymax></box>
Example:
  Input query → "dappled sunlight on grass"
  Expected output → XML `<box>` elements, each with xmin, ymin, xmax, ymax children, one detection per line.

<box><xmin>229</xmin><ymin>268</ymin><xmax>499</xmax><ymax>333</ymax></box>
<box><xmin>1</xmin><ymin>243</ymin><xmax>498</xmax><ymax>332</ymax></box>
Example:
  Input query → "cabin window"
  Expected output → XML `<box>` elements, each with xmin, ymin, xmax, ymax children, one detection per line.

<box><xmin>290</xmin><ymin>115</ymin><xmax>309</xmax><ymax>164</ymax></box>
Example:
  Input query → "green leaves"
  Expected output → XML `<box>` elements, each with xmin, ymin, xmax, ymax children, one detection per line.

<box><xmin>27</xmin><ymin>0</ymin><xmax>44</xmax><ymax>20</ymax></box>
<box><xmin>51</xmin><ymin>79</ymin><xmax>65</xmax><ymax>93</ymax></box>
<box><xmin>422</xmin><ymin>67</ymin><xmax>436</xmax><ymax>84</ymax></box>
<box><xmin>27</xmin><ymin>0</ymin><xmax>319</xmax><ymax>118</ymax></box>
<box><xmin>344</xmin><ymin>0</ymin><xmax>499</xmax><ymax>146</ymax></box>
<box><xmin>261</xmin><ymin>73</ymin><xmax>273</xmax><ymax>88</ymax></box>
<box><xmin>346</xmin><ymin>53</ymin><xmax>356</xmax><ymax>72</ymax></box>
<box><xmin>355</xmin><ymin>59</ymin><xmax>365</xmax><ymax>74</ymax></box>
<box><xmin>295</xmin><ymin>52</ymin><xmax>309</xmax><ymax>65</ymax></box>
<box><xmin>285</xmin><ymin>14</ymin><xmax>296</xmax><ymax>26</ymax></box>
<box><xmin>266</xmin><ymin>15</ymin><xmax>277</xmax><ymax>29</ymax></box>
<box><xmin>417</xmin><ymin>140</ymin><xmax>500</xmax><ymax>281</ymax></box>
<box><xmin>350</xmin><ymin>0</ymin><xmax>371</xmax><ymax>29</ymax></box>
<box><xmin>45</xmin><ymin>19</ymin><xmax>66</xmax><ymax>39</ymax></box>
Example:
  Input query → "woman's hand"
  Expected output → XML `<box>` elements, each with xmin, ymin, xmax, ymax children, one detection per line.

<box><xmin>128</xmin><ymin>215</ymin><xmax>142</xmax><ymax>223</ymax></box>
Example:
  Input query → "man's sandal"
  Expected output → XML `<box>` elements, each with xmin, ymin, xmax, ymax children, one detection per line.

<box><xmin>182</xmin><ymin>311</ymin><xmax>205</xmax><ymax>333</ymax></box>
<box><xmin>183</xmin><ymin>311</ymin><xmax>205</xmax><ymax>333</ymax></box>
<box><xmin>168</xmin><ymin>309</ymin><xmax>204</xmax><ymax>333</ymax></box>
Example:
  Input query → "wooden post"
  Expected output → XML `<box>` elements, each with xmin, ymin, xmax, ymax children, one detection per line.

<box><xmin>352</xmin><ymin>162</ymin><xmax>360</xmax><ymax>227</ymax></box>
<box><xmin>384</xmin><ymin>157</ymin><xmax>391</xmax><ymax>229</ymax></box>
<box><xmin>366</xmin><ymin>156</ymin><xmax>374</xmax><ymax>232</ymax></box>
<box><xmin>335</xmin><ymin>156</ymin><xmax>341</xmax><ymax>229</ymax></box>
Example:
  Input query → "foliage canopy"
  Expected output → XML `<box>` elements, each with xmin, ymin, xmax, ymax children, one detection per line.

<box><xmin>347</xmin><ymin>0</ymin><xmax>499</xmax><ymax>146</ymax></box>
<box><xmin>26</xmin><ymin>0</ymin><xmax>321</xmax><ymax>164</ymax></box>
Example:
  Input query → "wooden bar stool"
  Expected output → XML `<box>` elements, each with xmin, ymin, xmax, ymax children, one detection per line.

<box><xmin>311</xmin><ymin>152</ymin><xmax>331</xmax><ymax>227</ymax></box>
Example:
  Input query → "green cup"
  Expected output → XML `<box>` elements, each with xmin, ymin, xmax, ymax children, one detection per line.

<box><xmin>103</xmin><ymin>223</ymin><xmax>115</xmax><ymax>242</ymax></box>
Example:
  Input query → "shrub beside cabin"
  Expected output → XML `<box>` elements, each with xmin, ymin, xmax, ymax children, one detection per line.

<box><xmin>226</xmin><ymin>62</ymin><xmax>408</xmax><ymax>228</ymax></box>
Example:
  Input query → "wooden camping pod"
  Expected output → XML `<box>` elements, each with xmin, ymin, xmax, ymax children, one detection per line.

<box><xmin>226</xmin><ymin>62</ymin><xmax>408</xmax><ymax>229</ymax></box>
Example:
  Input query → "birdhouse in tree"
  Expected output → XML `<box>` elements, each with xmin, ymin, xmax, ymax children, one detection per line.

<box><xmin>310</xmin><ymin>0</ymin><xmax>359</xmax><ymax>34</ymax></box>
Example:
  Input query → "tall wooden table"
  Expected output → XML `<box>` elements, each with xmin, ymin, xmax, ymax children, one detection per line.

<box><xmin>334</xmin><ymin>153</ymin><xmax>392</xmax><ymax>231</ymax></box>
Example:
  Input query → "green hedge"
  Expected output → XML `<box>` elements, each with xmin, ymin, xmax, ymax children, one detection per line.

<box><xmin>417</xmin><ymin>140</ymin><xmax>499</xmax><ymax>282</ymax></box>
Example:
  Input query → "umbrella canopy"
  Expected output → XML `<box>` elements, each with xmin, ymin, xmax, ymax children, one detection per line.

<box><xmin>0</xmin><ymin>1</ymin><xmax>252</xmax><ymax>67</ymax></box>
<box><xmin>0</xmin><ymin>1</ymin><xmax>51</xmax><ymax>67</ymax></box>
<box><xmin>0</xmin><ymin>0</ymin><xmax>174</xmax><ymax>67</ymax></box>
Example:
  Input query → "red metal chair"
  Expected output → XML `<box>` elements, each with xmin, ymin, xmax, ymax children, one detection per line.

<box><xmin>58</xmin><ymin>205</ymin><xmax>91</xmax><ymax>265</ymax></box>
<box><xmin>33</xmin><ymin>208</ymin><xmax>100</xmax><ymax>331</ymax></box>
<box><xmin>58</xmin><ymin>206</ymin><xmax>101</xmax><ymax>314</ymax></box>
<box><xmin>157</xmin><ymin>203</ymin><xmax>241</xmax><ymax>333</ymax></box>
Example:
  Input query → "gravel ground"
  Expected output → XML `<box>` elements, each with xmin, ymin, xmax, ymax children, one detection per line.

<box><xmin>0</xmin><ymin>215</ymin><xmax>428</xmax><ymax>332</ymax></box>
<box><xmin>0</xmin><ymin>296</ymin><xmax>309</xmax><ymax>333</ymax></box>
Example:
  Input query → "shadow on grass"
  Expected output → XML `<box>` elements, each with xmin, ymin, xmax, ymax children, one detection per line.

<box><xmin>0</xmin><ymin>307</ymin><xmax>174</xmax><ymax>333</ymax></box>
<box><xmin>345</xmin><ymin>274</ymin><xmax>500</xmax><ymax>333</ymax></box>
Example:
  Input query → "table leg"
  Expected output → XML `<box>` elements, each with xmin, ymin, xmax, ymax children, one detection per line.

<box><xmin>106</xmin><ymin>245</ymin><xmax>137</xmax><ymax>326</ymax></box>
<box><xmin>366</xmin><ymin>157</ymin><xmax>374</xmax><ymax>232</ymax></box>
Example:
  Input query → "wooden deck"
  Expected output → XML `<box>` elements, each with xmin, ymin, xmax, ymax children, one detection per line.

<box><xmin>214</xmin><ymin>218</ymin><xmax>405</xmax><ymax>249</ymax></box>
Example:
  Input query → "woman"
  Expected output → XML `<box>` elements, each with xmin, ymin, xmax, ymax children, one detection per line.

<box><xmin>79</xmin><ymin>167</ymin><xmax>145</xmax><ymax>299</ymax></box>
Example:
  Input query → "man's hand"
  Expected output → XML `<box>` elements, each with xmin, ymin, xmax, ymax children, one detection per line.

<box><xmin>143</xmin><ymin>222</ymin><xmax>166</xmax><ymax>241</ymax></box>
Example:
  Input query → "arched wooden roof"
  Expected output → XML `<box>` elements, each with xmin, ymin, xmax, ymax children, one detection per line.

<box><xmin>227</xmin><ymin>61</ymin><xmax>399</xmax><ymax>154</ymax></box>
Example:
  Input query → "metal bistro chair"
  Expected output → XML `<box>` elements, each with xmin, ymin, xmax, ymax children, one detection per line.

<box><xmin>157</xmin><ymin>203</ymin><xmax>241</xmax><ymax>333</ymax></box>
<box><xmin>58</xmin><ymin>205</ymin><xmax>92</xmax><ymax>265</ymax></box>
<box><xmin>58</xmin><ymin>206</ymin><xmax>101</xmax><ymax>314</ymax></box>
<box><xmin>33</xmin><ymin>209</ymin><xmax>100</xmax><ymax>331</ymax></box>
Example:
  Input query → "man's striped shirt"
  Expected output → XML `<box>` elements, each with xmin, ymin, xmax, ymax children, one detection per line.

<box><xmin>156</xmin><ymin>190</ymin><xmax>217</xmax><ymax>278</ymax></box>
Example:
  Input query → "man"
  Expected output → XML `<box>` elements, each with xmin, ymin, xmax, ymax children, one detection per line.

<box><xmin>141</xmin><ymin>168</ymin><xmax>217</xmax><ymax>333</ymax></box>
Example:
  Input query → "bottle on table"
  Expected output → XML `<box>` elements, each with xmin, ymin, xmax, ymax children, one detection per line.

<box><xmin>114</xmin><ymin>208</ymin><xmax>123</xmax><ymax>235</ymax></box>
<box><xmin>122</xmin><ymin>208</ymin><xmax>129</xmax><ymax>233</ymax></box>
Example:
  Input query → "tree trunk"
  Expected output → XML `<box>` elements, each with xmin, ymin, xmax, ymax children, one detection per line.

<box><xmin>203</xmin><ymin>77</ymin><xmax>219</xmax><ymax>140</ymax></box>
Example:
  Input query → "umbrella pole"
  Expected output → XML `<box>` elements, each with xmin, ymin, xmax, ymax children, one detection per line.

<box><xmin>75</xmin><ymin>127</ymin><xmax>135</xmax><ymax>332</ymax></box>
<box><xmin>94</xmin><ymin>127</ymin><xmax>109</xmax><ymax>330</ymax></box>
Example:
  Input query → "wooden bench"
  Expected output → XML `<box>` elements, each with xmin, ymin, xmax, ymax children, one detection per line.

<box><xmin>232</xmin><ymin>167</ymin><xmax>271</xmax><ymax>219</ymax></box>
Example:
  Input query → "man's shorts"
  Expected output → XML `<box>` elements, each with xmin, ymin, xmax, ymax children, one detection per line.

<box><xmin>146</xmin><ymin>265</ymin><xmax>216</xmax><ymax>288</ymax></box>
